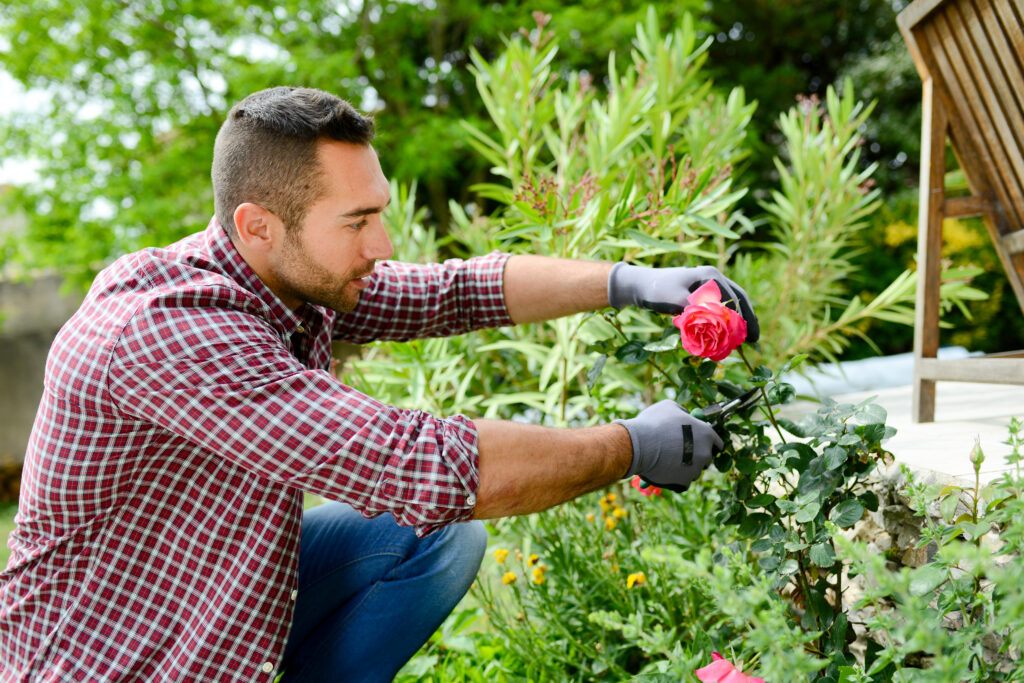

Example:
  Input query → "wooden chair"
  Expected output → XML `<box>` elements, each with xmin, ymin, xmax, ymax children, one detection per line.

<box><xmin>897</xmin><ymin>0</ymin><xmax>1024</xmax><ymax>422</ymax></box>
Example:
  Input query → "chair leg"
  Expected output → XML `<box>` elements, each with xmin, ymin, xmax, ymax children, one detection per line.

<box><xmin>913</xmin><ymin>79</ymin><xmax>946</xmax><ymax>423</ymax></box>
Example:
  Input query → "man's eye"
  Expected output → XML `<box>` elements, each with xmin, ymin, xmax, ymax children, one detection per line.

<box><xmin>351</xmin><ymin>220</ymin><xmax>368</xmax><ymax>230</ymax></box>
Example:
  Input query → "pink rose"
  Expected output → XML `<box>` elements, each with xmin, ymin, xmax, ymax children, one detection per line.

<box><xmin>672</xmin><ymin>280</ymin><xmax>747</xmax><ymax>362</ymax></box>
<box><xmin>695</xmin><ymin>652</ymin><xmax>765</xmax><ymax>683</ymax></box>
<box><xmin>631</xmin><ymin>475</ymin><xmax>662</xmax><ymax>497</ymax></box>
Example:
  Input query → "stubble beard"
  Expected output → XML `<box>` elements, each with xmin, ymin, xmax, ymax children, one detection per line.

<box><xmin>278</xmin><ymin>232</ymin><xmax>365</xmax><ymax>313</ymax></box>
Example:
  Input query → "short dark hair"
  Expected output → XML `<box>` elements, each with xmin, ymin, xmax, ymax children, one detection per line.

<box><xmin>212</xmin><ymin>86</ymin><xmax>376</xmax><ymax>237</ymax></box>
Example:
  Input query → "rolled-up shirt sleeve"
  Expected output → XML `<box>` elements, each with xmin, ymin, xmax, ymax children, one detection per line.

<box><xmin>108</xmin><ymin>304</ymin><xmax>478</xmax><ymax>535</ymax></box>
<box><xmin>333</xmin><ymin>251</ymin><xmax>514</xmax><ymax>342</ymax></box>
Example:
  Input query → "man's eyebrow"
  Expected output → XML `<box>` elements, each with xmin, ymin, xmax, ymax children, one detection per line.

<box><xmin>339</xmin><ymin>197</ymin><xmax>392</xmax><ymax>219</ymax></box>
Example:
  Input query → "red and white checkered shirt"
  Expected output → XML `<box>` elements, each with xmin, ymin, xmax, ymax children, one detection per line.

<box><xmin>0</xmin><ymin>219</ymin><xmax>512</xmax><ymax>682</ymax></box>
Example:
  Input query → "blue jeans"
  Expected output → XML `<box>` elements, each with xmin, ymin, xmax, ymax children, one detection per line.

<box><xmin>278</xmin><ymin>502</ymin><xmax>487</xmax><ymax>683</ymax></box>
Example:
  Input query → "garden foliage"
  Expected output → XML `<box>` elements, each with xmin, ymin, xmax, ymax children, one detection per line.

<box><xmin>363</xmin><ymin>11</ymin><xmax>1002</xmax><ymax>682</ymax></box>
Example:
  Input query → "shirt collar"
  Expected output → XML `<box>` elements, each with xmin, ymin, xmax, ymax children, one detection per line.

<box><xmin>204</xmin><ymin>217</ymin><xmax>324</xmax><ymax>337</ymax></box>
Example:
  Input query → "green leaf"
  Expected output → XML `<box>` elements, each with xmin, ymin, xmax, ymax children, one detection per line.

<box><xmin>909</xmin><ymin>564</ymin><xmax>947</xmax><ymax>597</ymax></box>
<box><xmin>615</xmin><ymin>340</ymin><xmax>650</xmax><ymax>364</ymax></box>
<box><xmin>748</xmin><ymin>493</ymin><xmax>777</xmax><ymax>508</ymax></box>
<box><xmin>939</xmin><ymin>493</ymin><xmax>959</xmax><ymax>523</ymax></box>
<box><xmin>779</xmin><ymin>354</ymin><xmax>809</xmax><ymax>375</ymax></box>
<box><xmin>810</xmin><ymin>542</ymin><xmax>836</xmax><ymax>567</ymax></box>
<box><xmin>857</xmin><ymin>403</ymin><xmax>887</xmax><ymax>425</ymax></box>
<box><xmin>644</xmin><ymin>327</ymin><xmax>680</xmax><ymax>352</ymax></box>
<box><xmin>823</xmin><ymin>445</ymin><xmax>848</xmax><ymax>469</ymax></box>
<box><xmin>830</xmin><ymin>500</ymin><xmax>865</xmax><ymax>528</ymax></box>
<box><xmin>685</xmin><ymin>212</ymin><xmax>741</xmax><ymax>238</ymax></box>
<box><xmin>678</xmin><ymin>365</ymin><xmax>697</xmax><ymax>384</ymax></box>
<box><xmin>750</xmin><ymin>365</ymin><xmax>773</xmax><ymax>383</ymax></box>
<box><xmin>767</xmin><ymin>382</ymin><xmax>796</xmax><ymax>405</ymax></box>
<box><xmin>777</xmin><ymin>417</ymin><xmax>807</xmax><ymax>438</ymax></box>
<box><xmin>795</xmin><ymin>501</ymin><xmax>822</xmax><ymax>523</ymax></box>
<box><xmin>858</xmin><ymin>490</ymin><xmax>879</xmax><ymax>512</ymax></box>
<box><xmin>960</xmin><ymin>520</ymin><xmax>993</xmax><ymax>541</ymax></box>
<box><xmin>586</xmin><ymin>354</ymin><xmax>607</xmax><ymax>391</ymax></box>
<box><xmin>856</xmin><ymin>423</ymin><xmax>887</xmax><ymax>443</ymax></box>
<box><xmin>779</xmin><ymin>559</ymin><xmax>800</xmax><ymax>575</ymax></box>
<box><xmin>697</xmin><ymin>360</ymin><xmax>717</xmax><ymax>379</ymax></box>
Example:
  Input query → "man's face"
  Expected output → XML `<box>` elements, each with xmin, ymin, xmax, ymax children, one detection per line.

<box><xmin>268</xmin><ymin>140</ymin><xmax>394</xmax><ymax>312</ymax></box>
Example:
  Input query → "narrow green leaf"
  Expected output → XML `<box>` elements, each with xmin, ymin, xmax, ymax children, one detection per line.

<box><xmin>586</xmin><ymin>354</ymin><xmax>607</xmax><ymax>391</ymax></box>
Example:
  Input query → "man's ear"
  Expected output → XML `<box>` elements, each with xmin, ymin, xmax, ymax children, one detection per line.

<box><xmin>233</xmin><ymin>202</ymin><xmax>283</xmax><ymax>252</ymax></box>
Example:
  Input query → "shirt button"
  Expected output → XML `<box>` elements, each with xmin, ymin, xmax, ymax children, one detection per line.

<box><xmin>295</xmin><ymin>325</ymin><xmax>306</xmax><ymax>334</ymax></box>
<box><xmin>290</xmin><ymin>590</ymin><xmax>298</xmax><ymax>601</ymax></box>
<box><xmin>466</xmin><ymin>494</ymin><xmax>476</xmax><ymax>507</ymax></box>
<box><xmin>261</xmin><ymin>662</ymin><xmax>275</xmax><ymax>674</ymax></box>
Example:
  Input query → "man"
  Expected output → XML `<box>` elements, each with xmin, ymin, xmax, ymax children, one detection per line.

<box><xmin>0</xmin><ymin>87</ymin><xmax>759</xmax><ymax>682</ymax></box>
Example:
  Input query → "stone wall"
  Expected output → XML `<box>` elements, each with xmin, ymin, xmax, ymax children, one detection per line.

<box><xmin>0</xmin><ymin>274</ymin><xmax>83</xmax><ymax>499</ymax></box>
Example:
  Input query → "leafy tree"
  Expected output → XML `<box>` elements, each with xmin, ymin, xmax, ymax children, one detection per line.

<box><xmin>0</xmin><ymin>0</ymin><xmax>703</xmax><ymax>285</ymax></box>
<box><xmin>701</xmin><ymin>0</ymin><xmax>912</xmax><ymax>196</ymax></box>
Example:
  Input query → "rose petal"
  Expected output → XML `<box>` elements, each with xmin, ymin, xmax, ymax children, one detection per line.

<box><xmin>686</xmin><ymin>279</ymin><xmax>723</xmax><ymax>307</ymax></box>
<box><xmin>695</xmin><ymin>658</ymin><xmax>737</xmax><ymax>682</ymax></box>
<box><xmin>675</xmin><ymin>298</ymin><xmax>746</xmax><ymax>362</ymax></box>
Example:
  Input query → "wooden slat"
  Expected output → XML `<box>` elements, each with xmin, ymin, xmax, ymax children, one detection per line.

<box><xmin>939</xmin><ymin>7</ymin><xmax>1024</xmax><ymax>222</ymax></box>
<box><xmin>976</xmin><ymin>0</ymin><xmax>1024</xmax><ymax>124</ymax></box>
<box><xmin>985</xmin><ymin>349</ymin><xmax>1024</xmax><ymax>359</ymax></box>
<box><xmin>943</xmin><ymin>195</ymin><xmax>992</xmax><ymax>217</ymax></box>
<box><xmin>917</xmin><ymin>357</ymin><xmax>1024</xmax><ymax>383</ymax></box>
<box><xmin>898</xmin><ymin>0</ymin><xmax>950</xmax><ymax>32</ymax></box>
<box><xmin>922</xmin><ymin>18</ymin><xmax>1024</xmax><ymax>235</ymax></box>
<box><xmin>1005</xmin><ymin>230</ymin><xmax>1024</xmax><ymax>255</ymax></box>
<box><xmin>961</xmin><ymin>0</ymin><xmax>1024</xmax><ymax>230</ymax></box>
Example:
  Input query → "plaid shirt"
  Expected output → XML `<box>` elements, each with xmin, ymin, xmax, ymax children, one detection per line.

<box><xmin>0</xmin><ymin>219</ymin><xmax>512</xmax><ymax>682</ymax></box>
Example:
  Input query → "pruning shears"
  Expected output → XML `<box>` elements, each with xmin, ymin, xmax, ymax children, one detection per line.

<box><xmin>699</xmin><ymin>387</ymin><xmax>761</xmax><ymax>427</ymax></box>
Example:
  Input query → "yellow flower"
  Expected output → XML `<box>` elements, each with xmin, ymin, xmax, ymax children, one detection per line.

<box><xmin>599</xmin><ymin>497</ymin><xmax>612</xmax><ymax>513</ymax></box>
<box><xmin>531</xmin><ymin>567</ymin><xmax>546</xmax><ymax>585</ymax></box>
<box><xmin>493</xmin><ymin>548</ymin><xmax>509</xmax><ymax>564</ymax></box>
<box><xmin>515</xmin><ymin>550</ymin><xmax>523</xmax><ymax>562</ymax></box>
<box><xmin>612</xmin><ymin>506</ymin><xmax>628</xmax><ymax>519</ymax></box>
<box><xmin>502</xmin><ymin>571</ymin><xmax>517</xmax><ymax>585</ymax></box>
<box><xmin>527</xmin><ymin>553</ymin><xmax>540</xmax><ymax>566</ymax></box>
<box><xmin>586</xmin><ymin>512</ymin><xmax>595</xmax><ymax>523</ymax></box>
<box><xmin>606</xmin><ymin>493</ymin><xmax>617</xmax><ymax>503</ymax></box>
<box><xmin>883</xmin><ymin>220</ymin><xmax>917</xmax><ymax>248</ymax></box>
<box><xmin>605</xmin><ymin>516</ymin><xmax>617</xmax><ymax>531</ymax></box>
<box><xmin>627</xmin><ymin>572</ymin><xmax>646</xmax><ymax>589</ymax></box>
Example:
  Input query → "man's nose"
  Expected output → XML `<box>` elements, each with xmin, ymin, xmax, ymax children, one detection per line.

<box><xmin>364</xmin><ymin>219</ymin><xmax>394</xmax><ymax>261</ymax></box>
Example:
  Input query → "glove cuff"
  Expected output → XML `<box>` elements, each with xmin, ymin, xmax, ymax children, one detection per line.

<box><xmin>607</xmin><ymin>262</ymin><xmax>640</xmax><ymax>309</ymax></box>
<box><xmin>612</xmin><ymin>418</ymin><xmax>642</xmax><ymax>477</ymax></box>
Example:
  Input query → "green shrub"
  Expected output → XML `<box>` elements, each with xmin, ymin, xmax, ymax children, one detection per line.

<box><xmin>349</xmin><ymin>9</ymin><xmax>997</xmax><ymax>682</ymax></box>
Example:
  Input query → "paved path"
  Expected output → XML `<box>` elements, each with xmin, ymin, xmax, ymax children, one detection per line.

<box><xmin>779</xmin><ymin>350</ymin><xmax>1023</xmax><ymax>484</ymax></box>
<box><xmin>833</xmin><ymin>382</ymin><xmax>1024</xmax><ymax>485</ymax></box>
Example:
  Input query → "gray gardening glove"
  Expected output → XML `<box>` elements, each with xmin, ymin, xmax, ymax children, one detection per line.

<box><xmin>613</xmin><ymin>399</ymin><xmax>723</xmax><ymax>493</ymax></box>
<box><xmin>607</xmin><ymin>262</ymin><xmax>760</xmax><ymax>342</ymax></box>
